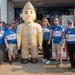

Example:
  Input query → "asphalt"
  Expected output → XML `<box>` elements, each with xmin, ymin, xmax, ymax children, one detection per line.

<box><xmin>0</xmin><ymin>59</ymin><xmax>75</xmax><ymax>75</ymax></box>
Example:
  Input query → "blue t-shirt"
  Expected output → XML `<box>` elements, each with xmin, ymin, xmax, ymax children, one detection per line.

<box><xmin>4</xmin><ymin>29</ymin><xmax>17</xmax><ymax>44</ymax></box>
<box><xmin>53</xmin><ymin>25</ymin><xmax>64</xmax><ymax>44</ymax></box>
<box><xmin>0</xmin><ymin>26</ymin><xmax>6</xmax><ymax>45</ymax></box>
<box><xmin>65</xmin><ymin>27</ymin><xmax>75</xmax><ymax>44</ymax></box>
<box><xmin>13</xmin><ymin>27</ymin><xmax>17</xmax><ymax>32</ymax></box>
<box><xmin>43</xmin><ymin>26</ymin><xmax>52</xmax><ymax>41</ymax></box>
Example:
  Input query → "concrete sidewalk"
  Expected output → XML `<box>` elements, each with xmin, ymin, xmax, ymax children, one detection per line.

<box><xmin>0</xmin><ymin>59</ymin><xmax>75</xmax><ymax>75</ymax></box>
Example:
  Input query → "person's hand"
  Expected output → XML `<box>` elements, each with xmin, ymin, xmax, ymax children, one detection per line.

<box><xmin>48</xmin><ymin>40</ymin><xmax>50</xmax><ymax>45</ymax></box>
<box><xmin>6</xmin><ymin>44</ymin><xmax>9</xmax><ymax>49</ymax></box>
<box><xmin>60</xmin><ymin>41</ymin><xmax>63</xmax><ymax>45</ymax></box>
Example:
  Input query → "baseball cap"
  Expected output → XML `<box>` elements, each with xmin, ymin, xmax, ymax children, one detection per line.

<box><xmin>7</xmin><ymin>23</ymin><xmax>12</xmax><ymax>27</ymax></box>
<box><xmin>67</xmin><ymin>20</ymin><xmax>74</xmax><ymax>24</ymax></box>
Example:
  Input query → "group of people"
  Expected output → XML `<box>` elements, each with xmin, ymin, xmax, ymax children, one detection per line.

<box><xmin>42</xmin><ymin>18</ymin><xmax>75</xmax><ymax>71</ymax></box>
<box><xmin>0</xmin><ymin>17</ymin><xmax>75</xmax><ymax>71</ymax></box>
<box><xmin>0</xmin><ymin>20</ymin><xmax>17</xmax><ymax>65</ymax></box>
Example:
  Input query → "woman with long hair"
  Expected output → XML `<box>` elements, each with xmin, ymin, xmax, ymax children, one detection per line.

<box><xmin>42</xmin><ymin>18</ymin><xmax>52</xmax><ymax>64</ymax></box>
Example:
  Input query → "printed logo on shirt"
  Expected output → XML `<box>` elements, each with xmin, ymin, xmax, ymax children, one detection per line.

<box><xmin>66</xmin><ymin>34</ymin><xmax>75</xmax><ymax>41</ymax></box>
<box><xmin>0</xmin><ymin>31</ymin><xmax>4</xmax><ymax>37</ymax></box>
<box><xmin>43</xmin><ymin>28</ymin><xmax>49</xmax><ymax>33</ymax></box>
<box><xmin>6</xmin><ymin>33</ymin><xmax>16</xmax><ymax>40</ymax></box>
<box><xmin>53</xmin><ymin>31</ymin><xmax>62</xmax><ymax>36</ymax></box>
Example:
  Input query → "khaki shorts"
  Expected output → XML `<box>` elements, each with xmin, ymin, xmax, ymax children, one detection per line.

<box><xmin>8</xmin><ymin>44</ymin><xmax>17</xmax><ymax>55</ymax></box>
<box><xmin>52</xmin><ymin>43</ymin><xmax>62</xmax><ymax>53</ymax></box>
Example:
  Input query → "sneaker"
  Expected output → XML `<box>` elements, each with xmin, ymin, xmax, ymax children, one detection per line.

<box><xmin>13</xmin><ymin>59</ymin><xmax>17</xmax><ymax>62</ymax></box>
<box><xmin>73</xmin><ymin>68</ymin><xmax>75</xmax><ymax>71</ymax></box>
<box><xmin>68</xmin><ymin>67</ymin><xmax>73</xmax><ymax>70</ymax></box>
<box><xmin>45</xmin><ymin>60</ymin><xmax>50</xmax><ymax>65</ymax></box>
<box><xmin>9</xmin><ymin>60</ymin><xmax>12</xmax><ymax>65</ymax></box>
<box><xmin>55</xmin><ymin>60</ymin><xmax>59</xmax><ymax>64</ymax></box>
<box><xmin>42</xmin><ymin>59</ymin><xmax>47</xmax><ymax>63</ymax></box>
<box><xmin>57</xmin><ymin>62</ymin><xmax>63</xmax><ymax>67</ymax></box>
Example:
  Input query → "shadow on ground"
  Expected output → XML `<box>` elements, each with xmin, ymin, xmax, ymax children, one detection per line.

<box><xmin>11</xmin><ymin>59</ymin><xmax>74</xmax><ymax>74</ymax></box>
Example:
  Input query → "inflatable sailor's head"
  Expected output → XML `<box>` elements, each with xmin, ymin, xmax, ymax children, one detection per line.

<box><xmin>22</xmin><ymin>1</ymin><xmax>36</xmax><ymax>24</ymax></box>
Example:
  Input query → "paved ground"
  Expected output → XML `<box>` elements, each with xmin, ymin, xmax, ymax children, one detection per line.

<box><xmin>0</xmin><ymin>59</ymin><xmax>75</xmax><ymax>75</ymax></box>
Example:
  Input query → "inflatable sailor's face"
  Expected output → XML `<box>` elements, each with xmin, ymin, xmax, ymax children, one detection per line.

<box><xmin>22</xmin><ymin>2</ymin><xmax>36</xmax><ymax>24</ymax></box>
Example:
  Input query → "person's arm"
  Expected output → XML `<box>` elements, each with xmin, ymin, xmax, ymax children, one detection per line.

<box><xmin>65</xmin><ymin>38</ymin><xmax>67</xmax><ymax>49</ymax></box>
<box><xmin>64</xmin><ymin>32</ymin><xmax>67</xmax><ymax>49</ymax></box>
<box><xmin>60</xmin><ymin>32</ymin><xmax>64</xmax><ymax>45</ymax></box>
<box><xmin>4</xmin><ymin>31</ymin><xmax>9</xmax><ymax>49</ymax></box>
<box><xmin>60</xmin><ymin>27</ymin><xmax>65</xmax><ymax>45</ymax></box>
<box><xmin>4</xmin><ymin>38</ymin><xmax>9</xmax><ymax>49</ymax></box>
<box><xmin>48</xmin><ymin>30</ymin><xmax>52</xmax><ymax>44</ymax></box>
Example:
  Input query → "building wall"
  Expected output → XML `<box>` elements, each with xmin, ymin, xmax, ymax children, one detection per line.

<box><xmin>7</xmin><ymin>0</ymin><xmax>14</xmax><ymax>23</ymax></box>
<box><xmin>0</xmin><ymin>0</ymin><xmax>7</xmax><ymax>23</ymax></box>
<box><xmin>0</xmin><ymin>0</ymin><xmax>14</xmax><ymax>23</ymax></box>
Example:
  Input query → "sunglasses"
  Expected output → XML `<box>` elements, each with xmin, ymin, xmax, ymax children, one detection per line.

<box><xmin>7</xmin><ymin>25</ymin><xmax>12</xmax><ymax>27</ymax></box>
<box><xmin>68</xmin><ymin>23</ymin><xmax>72</xmax><ymax>25</ymax></box>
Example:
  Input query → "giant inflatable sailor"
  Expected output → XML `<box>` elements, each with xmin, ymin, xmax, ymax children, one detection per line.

<box><xmin>17</xmin><ymin>1</ymin><xmax>43</xmax><ymax>64</ymax></box>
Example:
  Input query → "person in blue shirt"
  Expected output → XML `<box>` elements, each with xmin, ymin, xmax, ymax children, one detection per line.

<box><xmin>4</xmin><ymin>24</ymin><xmax>17</xmax><ymax>65</ymax></box>
<box><xmin>11</xmin><ymin>21</ymin><xmax>17</xmax><ymax>32</ymax></box>
<box><xmin>65</xmin><ymin>20</ymin><xmax>75</xmax><ymax>71</ymax></box>
<box><xmin>0</xmin><ymin>19</ymin><xmax>7</xmax><ymax>65</ymax></box>
<box><xmin>11</xmin><ymin>21</ymin><xmax>18</xmax><ymax>59</ymax></box>
<box><xmin>53</xmin><ymin>18</ymin><xmax>64</xmax><ymax>67</ymax></box>
<box><xmin>42</xmin><ymin>18</ymin><xmax>52</xmax><ymax>64</ymax></box>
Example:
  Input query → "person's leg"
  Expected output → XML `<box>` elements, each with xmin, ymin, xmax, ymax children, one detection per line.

<box><xmin>8</xmin><ymin>44</ymin><xmax>13</xmax><ymax>65</ymax></box>
<box><xmin>67</xmin><ymin>44</ymin><xmax>74</xmax><ymax>68</ymax></box>
<box><xmin>72</xmin><ymin>44</ymin><xmax>75</xmax><ymax>68</ymax></box>
<box><xmin>13</xmin><ymin>44</ymin><xmax>18</xmax><ymax>61</ymax></box>
<box><xmin>1</xmin><ymin>45</ymin><xmax>7</xmax><ymax>61</ymax></box>
<box><xmin>43</xmin><ymin>40</ymin><xmax>47</xmax><ymax>59</ymax></box>
<box><xmin>57</xmin><ymin>44</ymin><xmax>63</xmax><ymax>67</ymax></box>
<box><xmin>45</xmin><ymin>41</ymin><xmax>51</xmax><ymax>64</ymax></box>
<box><xmin>52</xmin><ymin>43</ymin><xmax>57</xmax><ymax>60</ymax></box>
<box><xmin>58</xmin><ymin>44</ymin><xmax>63</xmax><ymax>63</ymax></box>
<box><xmin>8</xmin><ymin>54</ymin><xmax>12</xmax><ymax>65</ymax></box>
<box><xmin>46</xmin><ymin>43</ymin><xmax>50</xmax><ymax>60</ymax></box>
<box><xmin>8</xmin><ymin>54</ymin><xmax>12</xmax><ymax>61</ymax></box>
<box><xmin>50</xmin><ymin>40</ymin><xmax>52</xmax><ymax>58</ymax></box>
<box><xmin>56</xmin><ymin>44</ymin><xmax>59</xmax><ymax>62</ymax></box>
<box><xmin>13</xmin><ymin>53</ymin><xmax>16</xmax><ymax>59</ymax></box>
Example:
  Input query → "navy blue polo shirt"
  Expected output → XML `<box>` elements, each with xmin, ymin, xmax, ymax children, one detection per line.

<box><xmin>65</xmin><ymin>27</ymin><xmax>75</xmax><ymax>44</ymax></box>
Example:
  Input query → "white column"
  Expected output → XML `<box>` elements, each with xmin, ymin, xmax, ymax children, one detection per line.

<box><xmin>0</xmin><ymin>0</ymin><xmax>1</xmax><ymax>19</ymax></box>
<box><xmin>1</xmin><ymin>0</ymin><xmax>7</xmax><ymax>23</ymax></box>
<box><xmin>7</xmin><ymin>0</ymin><xmax>14</xmax><ymax>23</ymax></box>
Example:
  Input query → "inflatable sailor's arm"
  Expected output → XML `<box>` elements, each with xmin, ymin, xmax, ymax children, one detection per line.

<box><xmin>17</xmin><ymin>25</ymin><xmax>22</xmax><ymax>50</ymax></box>
<box><xmin>37</xmin><ymin>24</ymin><xmax>43</xmax><ymax>49</ymax></box>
